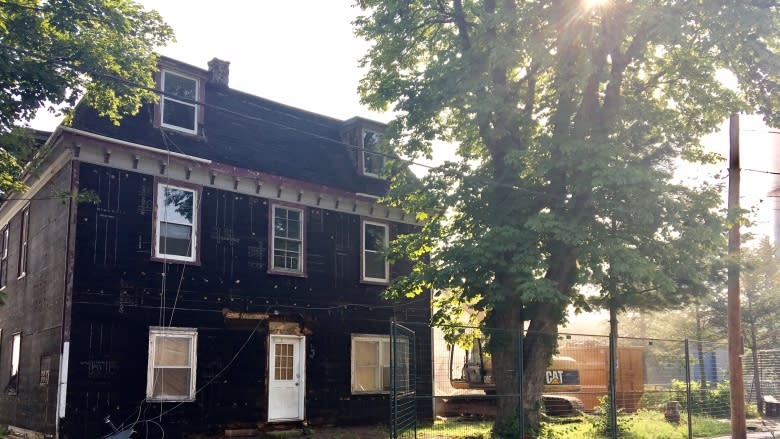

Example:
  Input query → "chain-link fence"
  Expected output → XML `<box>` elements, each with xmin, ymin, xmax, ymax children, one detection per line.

<box><xmin>744</xmin><ymin>348</ymin><xmax>780</xmax><ymax>417</ymax></box>
<box><xmin>394</xmin><ymin>321</ymin><xmax>780</xmax><ymax>439</ymax></box>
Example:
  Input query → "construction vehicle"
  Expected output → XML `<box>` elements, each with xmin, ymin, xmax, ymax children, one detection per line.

<box><xmin>449</xmin><ymin>339</ymin><xmax>585</xmax><ymax>416</ymax></box>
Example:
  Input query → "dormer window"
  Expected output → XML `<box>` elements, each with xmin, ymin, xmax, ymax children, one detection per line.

<box><xmin>161</xmin><ymin>71</ymin><xmax>199</xmax><ymax>134</ymax></box>
<box><xmin>362</xmin><ymin>130</ymin><xmax>384</xmax><ymax>177</ymax></box>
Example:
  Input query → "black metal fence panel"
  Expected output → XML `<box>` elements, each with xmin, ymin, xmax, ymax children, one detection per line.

<box><xmin>391</xmin><ymin>321</ymin><xmax>418</xmax><ymax>439</ymax></box>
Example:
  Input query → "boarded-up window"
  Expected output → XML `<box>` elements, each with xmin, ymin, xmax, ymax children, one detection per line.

<box><xmin>146</xmin><ymin>327</ymin><xmax>197</xmax><ymax>401</ymax></box>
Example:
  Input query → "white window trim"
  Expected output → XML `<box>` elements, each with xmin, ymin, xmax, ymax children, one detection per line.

<box><xmin>146</xmin><ymin>327</ymin><xmax>197</xmax><ymax>402</ymax></box>
<box><xmin>351</xmin><ymin>334</ymin><xmax>390</xmax><ymax>394</ymax></box>
<box><xmin>17</xmin><ymin>206</ymin><xmax>29</xmax><ymax>279</ymax></box>
<box><xmin>160</xmin><ymin>70</ymin><xmax>199</xmax><ymax>135</ymax></box>
<box><xmin>361</xmin><ymin>129</ymin><xmax>384</xmax><ymax>178</ymax></box>
<box><xmin>270</xmin><ymin>204</ymin><xmax>305</xmax><ymax>275</ymax></box>
<box><xmin>8</xmin><ymin>332</ymin><xmax>20</xmax><ymax>395</ymax></box>
<box><xmin>0</xmin><ymin>226</ymin><xmax>8</xmax><ymax>290</ymax></box>
<box><xmin>154</xmin><ymin>183</ymin><xmax>199</xmax><ymax>263</ymax></box>
<box><xmin>361</xmin><ymin>220</ymin><xmax>389</xmax><ymax>284</ymax></box>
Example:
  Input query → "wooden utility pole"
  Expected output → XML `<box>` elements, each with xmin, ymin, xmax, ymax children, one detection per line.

<box><xmin>728</xmin><ymin>113</ymin><xmax>746</xmax><ymax>439</ymax></box>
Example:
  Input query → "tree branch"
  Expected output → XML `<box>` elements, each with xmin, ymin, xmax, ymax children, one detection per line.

<box><xmin>452</xmin><ymin>0</ymin><xmax>471</xmax><ymax>51</ymax></box>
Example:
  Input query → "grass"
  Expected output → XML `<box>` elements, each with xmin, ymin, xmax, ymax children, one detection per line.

<box><xmin>542</xmin><ymin>411</ymin><xmax>731</xmax><ymax>438</ymax></box>
<box><xmin>417</xmin><ymin>419</ymin><xmax>493</xmax><ymax>438</ymax></box>
<box><xmin>418</xmin><ymin>411</ymin><xmax>732</xmax><ymax>439</ymax></box>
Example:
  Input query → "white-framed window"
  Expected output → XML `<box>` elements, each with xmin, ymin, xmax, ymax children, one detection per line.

<box><xmin>7</xmin><ymin>332</ymin><xmax>20</xmax><ymax>395</ymax></box>
<box><xmin>161</xmin><ymin>70</ymin><xmax>199</xmax><ymax>134</ymax></box>
<box><xmin>362</xmin><ymin>129</ymin><xmax>384</xmax><ymax>177</ymax></box>
<box><xmin>17</xmin><ymin>206</ymin><xmax>29</xmax><ymax>278</ymax></box>
<box><xmin>361</xmin><ymin>220</ymin><xmax>389</xmax><ymax>283</ymax></box>
<box><xmin>146</xmin><ymin>327</ymin><xmax>197</xmax><ymax>402</ymax></box>
<box><xmin>0</xmin><ymin>225</ymin><xmax>8</xmax><ymax>288</ymax></box>
<box><xmin>270</xmin><ymin>204</ymin><xmax>304</xmax><ymax>274</ymax></box>
<box><xmin>351</xmin><ymin>334</ymin><xmax>390</xmax><ymax>394</ymax></box>
<box><xmin>154</xmin><ymin>183</ymin><xmax>198</xmax><ymax>263</ymax></box>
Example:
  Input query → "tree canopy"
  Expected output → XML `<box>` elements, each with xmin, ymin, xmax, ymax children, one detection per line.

<box><xmin>0</xmin><ymin>0</ymin><xmax>173</xmax><ymax>133</ymax></box>
<box><xmin>354</xmin><ymin>0</ymin><xmax>780</xmax><ymax>433</ymax></box>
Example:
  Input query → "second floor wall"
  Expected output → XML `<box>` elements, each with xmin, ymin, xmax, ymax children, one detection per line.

<box><xmin>73</xmin><ymin>162</ymin><xmax>418</xmax><ymax>308</ymax></box>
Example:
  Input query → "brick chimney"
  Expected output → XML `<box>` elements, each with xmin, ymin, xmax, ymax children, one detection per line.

<box><xmin>207</xmin><ymin>58</ymin><xmax>230</xmax><ymax>87</ymax></box>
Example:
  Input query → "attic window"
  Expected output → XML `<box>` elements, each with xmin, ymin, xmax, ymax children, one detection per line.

<box><xmin>362</xmin><ymin>130</ymin><xmax>384</xmax><ymax>177</ymax></box>
<box><xmin>161</xmin><ymin>71</ymin><xmax>199</xmax><ymax>134</ymax></box>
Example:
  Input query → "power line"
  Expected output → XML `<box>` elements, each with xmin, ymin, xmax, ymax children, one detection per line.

<box><xmin>744</xmin><ymin>168</ymin><xmax>780</xmax><ymax>176</ymax></box>
<box><xmin>0</xmin><ymin>42</ymin><xmax>572</xmax><ymax>202</ymax></box>
<box><xmin>0</xmin><ymin>42</ymin><xmax>437</xmax><ymax>170</ymax></box>
<box><xmin>1</xmin><ymin>41</ymin><xmax>741</xmax><ymax>206</ymax></box>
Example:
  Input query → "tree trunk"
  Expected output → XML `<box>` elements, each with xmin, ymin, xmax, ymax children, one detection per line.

<box><xmin>523</xmin><ymin>304</ymin><xmax>562</xmax><ymax>431</ymax></box>
<box><xmin>488</xmin><ymin>301</ymin><xmax>524</xmax><ymax>436</ymax></box>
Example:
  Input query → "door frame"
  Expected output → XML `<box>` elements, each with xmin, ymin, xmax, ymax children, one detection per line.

<box><xmin>267</xmin><ymin>334</ymin><xmax>306</xmax><ymax>422</ymax></box>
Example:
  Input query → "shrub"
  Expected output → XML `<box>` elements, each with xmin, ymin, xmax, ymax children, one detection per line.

<box><xmin>671</xmin><ymin>380</ymin><xmax>731</xmax><ymax>418</ymax></box>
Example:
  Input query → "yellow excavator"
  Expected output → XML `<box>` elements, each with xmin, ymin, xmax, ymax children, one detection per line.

<box><xmin>449</xmin><ymin>339</ymin><xmax>585</xmax><ymax>416</ymax></box>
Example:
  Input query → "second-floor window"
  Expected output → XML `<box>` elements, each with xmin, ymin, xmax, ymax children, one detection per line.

<box><xmin>362</xmin><ymin>130</ymin><xmax>384</xmax><ymax>177</ymax></box>
<box><xmin>155</xmin><ymin>183</ymin><xmax>198</xmax><ymax>263</ymax></box>
<box><xmin>161</xmin><ymin>71</ymin><xmax>199</xmax><ymax>134</ymax></box>
<box><xmin>17</xmin><ymin>207</ymin><xmax>29</xmax><ymax>278</ymax></box>
<box><xmin>271</xmin><ymin>205</ymin><xmax>304</xmax><ymax>274</ymax></box>
<box><xmin>0</xmin><ymin>226</ymin><xmax>8</xmax><ymax>288</ymax></box>
<box><xmin>362</xmin><ymin>220</ymin><xmax>389</xmax><ymax>283</ymax></box>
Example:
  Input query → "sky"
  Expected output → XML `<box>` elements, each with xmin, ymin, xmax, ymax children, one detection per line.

<box><xmin>29</xmin><ymin>1</ymin><xmax>780</xmax><ymax>243</ymax></box>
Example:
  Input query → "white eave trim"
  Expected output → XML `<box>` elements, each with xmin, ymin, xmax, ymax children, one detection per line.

<box><xmin>60</xmin><ymin>127</ymin><xmax>420</xmax><ymax>226</ymax></box>
<box><xmin>61</xmin><ymin>126</ymin><xmax>211</xmax><ymax>164</ymax></box>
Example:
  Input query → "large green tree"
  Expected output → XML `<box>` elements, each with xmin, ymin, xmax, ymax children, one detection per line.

<box><xmin>0</xmin><ymin>0</ymin><xmax>173</xmax><ymax>133</ymax></box>
<box><xmin>354</xmin><ymin>0</ymin><xmax>779</xmax><ymax>433</ymax></box>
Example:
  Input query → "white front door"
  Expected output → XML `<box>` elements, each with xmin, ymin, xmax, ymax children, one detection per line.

<box><xmin>268</xmin><ymin>335</ymin><xmax>305</xmax><ymax>422</ymax></box>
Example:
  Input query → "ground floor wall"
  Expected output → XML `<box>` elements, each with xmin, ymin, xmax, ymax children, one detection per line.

<box><xmin>60</xmin><ymin>301</ymin><xmax>432</xmax><ymax>438</ymax></box>
<box><xmin>0</xmin><ymin>326</ymin><xmax>61</xmax><ymax>435</ymax></box>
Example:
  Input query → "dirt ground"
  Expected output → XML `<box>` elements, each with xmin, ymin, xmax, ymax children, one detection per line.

<box><xmin>181</xmin><ymin>425</ymin><xmax>390</xmax><ymax>439</ymax></box>
<box><xmin>263</xmin><ymin>425</ymin><xmax>389</xmax><ymax>438</ymax></box>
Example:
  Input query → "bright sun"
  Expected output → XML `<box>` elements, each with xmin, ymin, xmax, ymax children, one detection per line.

<box><xmin>584</xmin><ymin>0</ymin><xmax>609</xmax><ymax>8</ymax></box>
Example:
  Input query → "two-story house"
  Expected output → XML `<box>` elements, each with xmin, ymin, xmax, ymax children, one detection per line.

<box><xmin>0</xmin><ymin>57</ymin><xmax>431</xmax><ymax>438</ymax></box>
